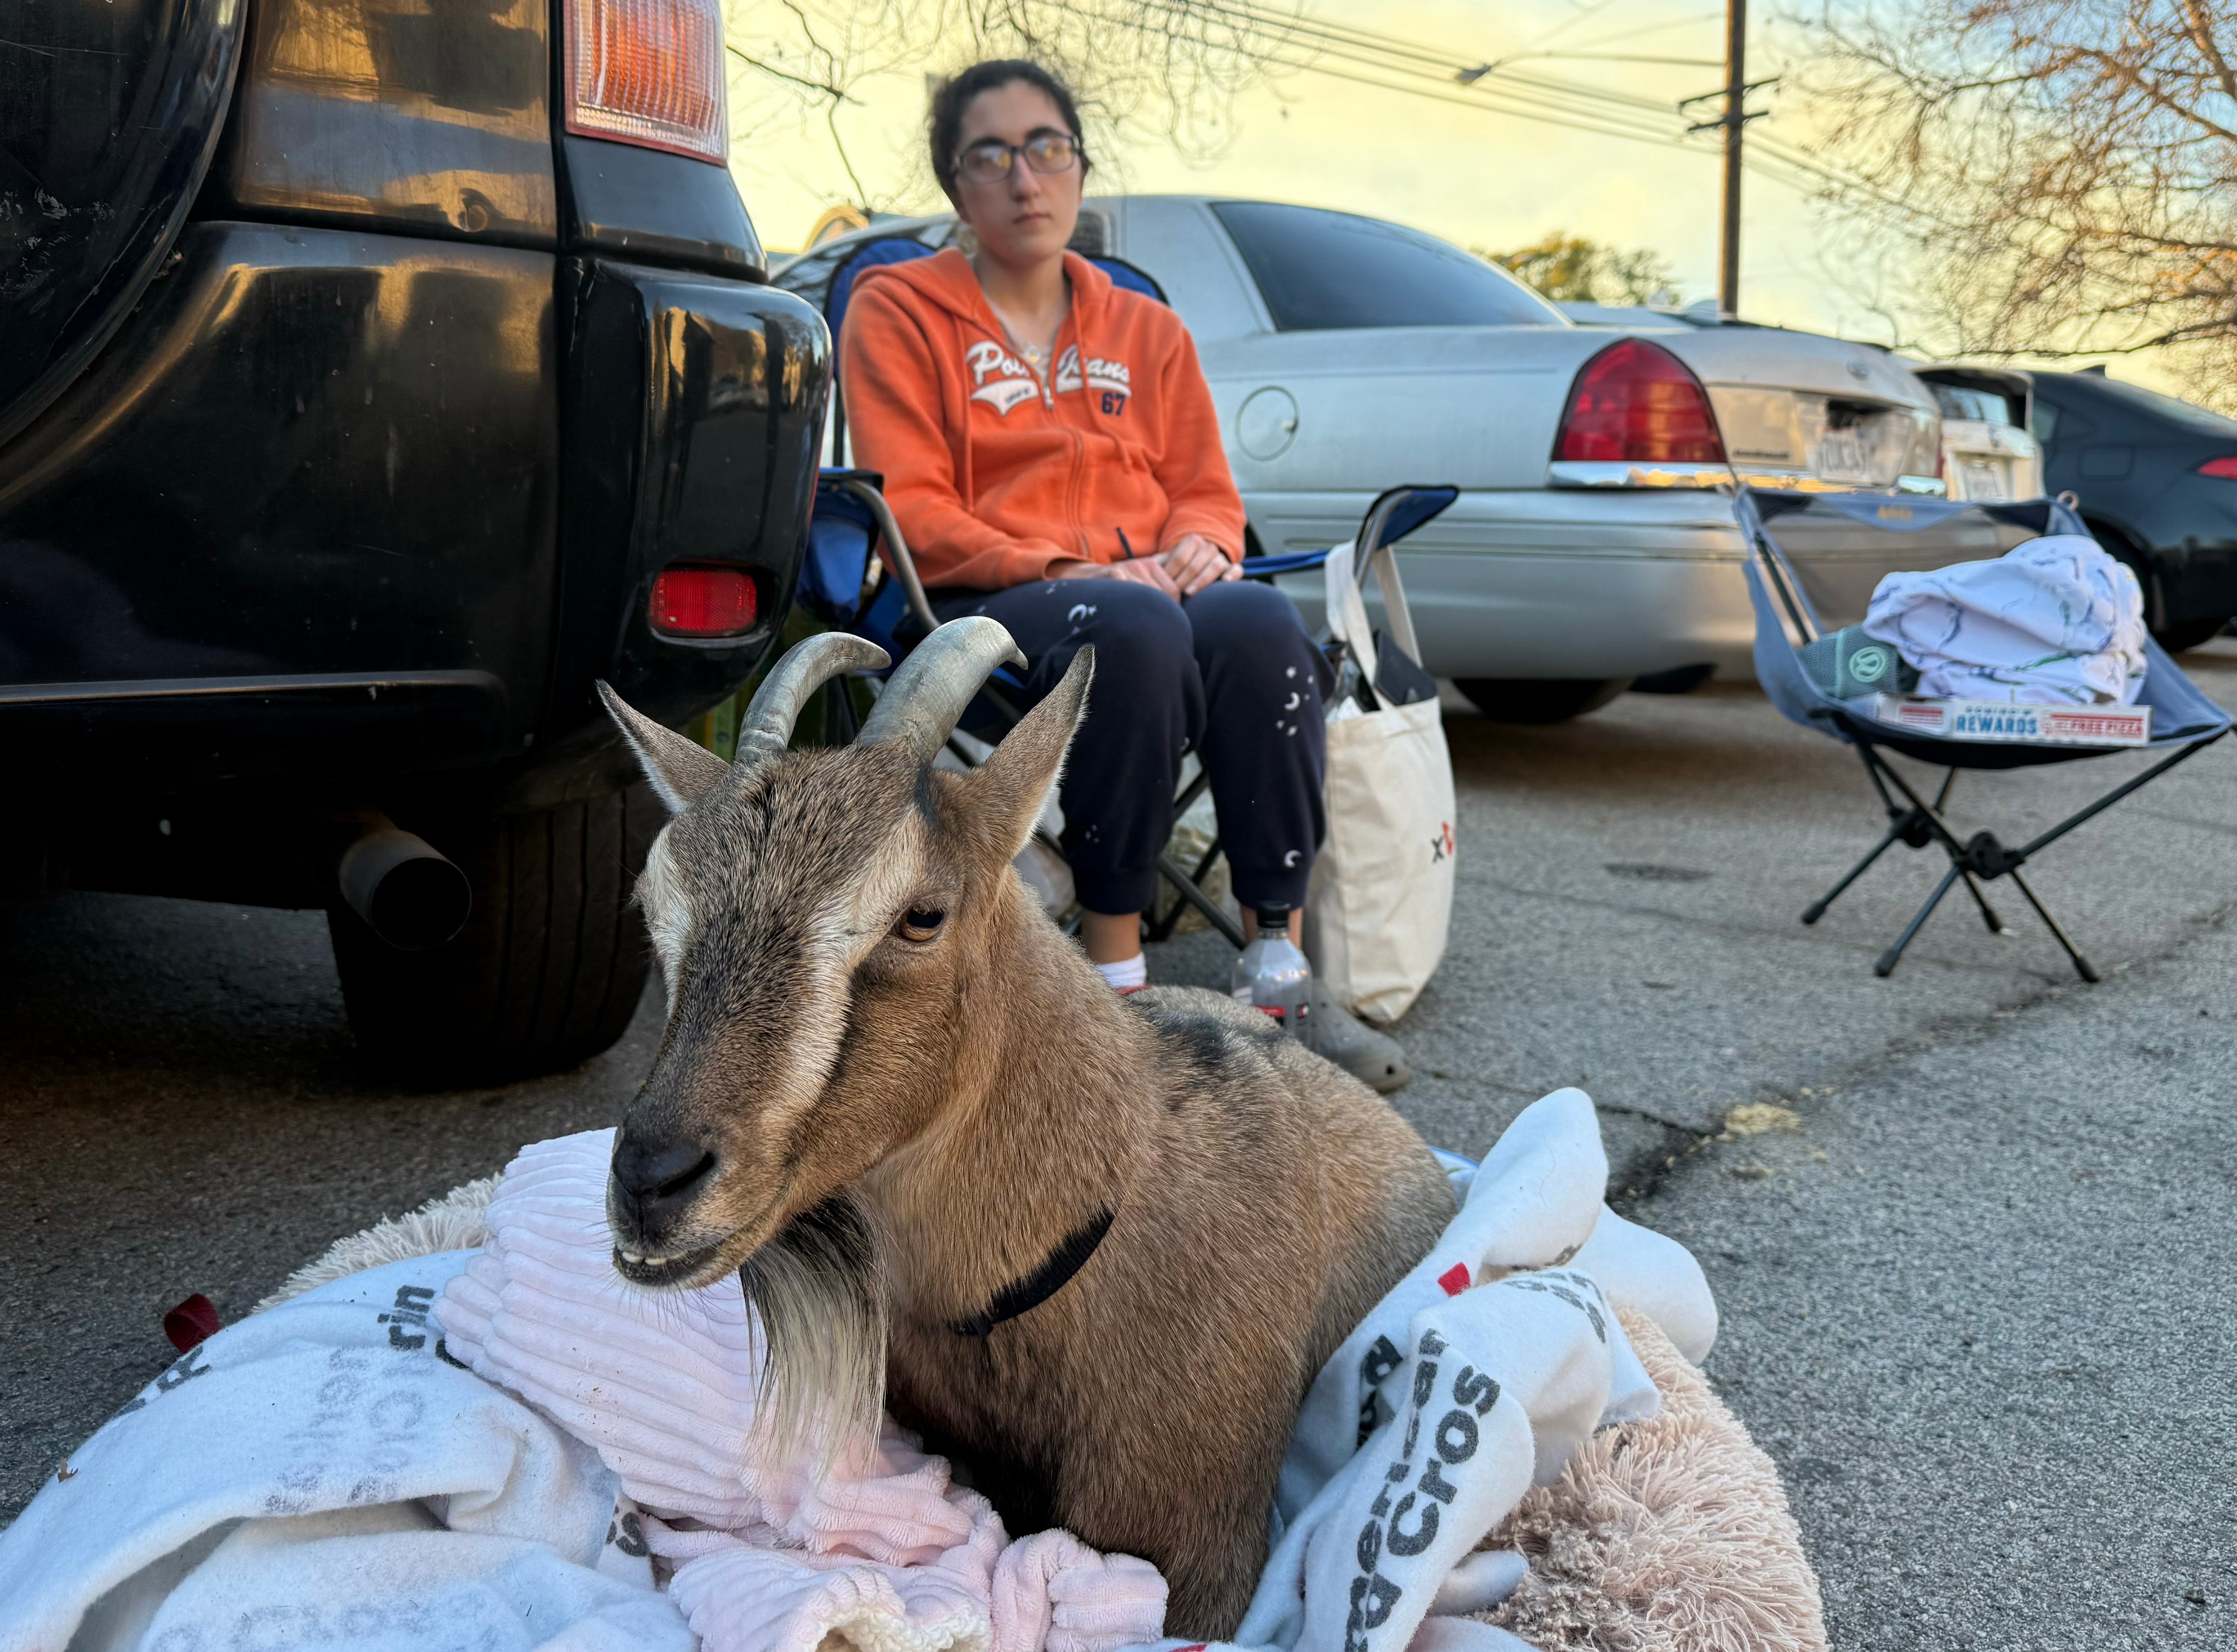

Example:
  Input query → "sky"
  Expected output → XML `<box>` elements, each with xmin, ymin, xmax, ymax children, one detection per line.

<box><xmin>718</xmin><ymin>0</ymin><xmax>2179</xmax><ymax>387</ymax></box>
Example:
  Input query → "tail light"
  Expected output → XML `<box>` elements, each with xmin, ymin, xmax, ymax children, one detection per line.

<box><xmin>651</xmin><ymin>566</ymin><xmax>758</xmax><ymax>637</ymax></box>
<box><xmin>565</xmin><ymin>0</ymin><xmax>729</xmax><ymax>164</ymax></box>
<box><xmin>2198</xmin><ymin>457</ymin><xmax>2237</xmax><ymax>480</ymax></box>
<box><xmin>1554</xmin><ymin>339</ymin><xmax>1727</xmax><ymax>464</ymax></box>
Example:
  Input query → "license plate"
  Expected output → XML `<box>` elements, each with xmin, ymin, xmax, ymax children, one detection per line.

<box><xmin>1956</xmin><ymin>455</ymin><xmax>2012</xmax><ymax>500</ymax></box>
<box><xmin>1812</xmin><ymin>428</ymin><xmax>1871</xmax><ymax>482</ymax></box>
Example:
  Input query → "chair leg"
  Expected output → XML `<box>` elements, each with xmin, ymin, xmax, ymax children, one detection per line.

<box><xmin>1956</xmin><ymin>869</ymin><xmax>2008</xmax><ymax>935</ymax></box>
<box><xmin>1155</xmin><ymin>851</ymin><xmax>1245</xmax><ymax>946</ymax></box>
<box><xmin>2006</xmin><ymin>870</ymin><xmax>2100</xmax><ymax>983</ymax></box>
<box><xmin>1145</xmin><ymin>834</ymin><xmax>1229</xmax><ymax>945</ymax></box>
<box><xmin>1803</xmin><ymin>814</ymin><xmax>1916</xmax><ymax>925</ymax></box>
<box><xmin>1874</xmin><ymin>864</ymin><xmax>1963</xmax><ymax>978</ymax></box>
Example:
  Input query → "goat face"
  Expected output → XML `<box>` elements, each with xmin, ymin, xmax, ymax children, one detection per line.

<box><xmin>592</xmin><ymin>624</ymin><xmax>1091</xmax><ymax>1295</ymax></box>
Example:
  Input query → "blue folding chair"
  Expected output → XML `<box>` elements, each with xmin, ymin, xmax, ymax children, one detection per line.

<box><xmin>1740</xmin><ymin>485</ymin><xmax>2232</xmax><ymax>980</ymax></box>
<box><xmin>801</xmin><ymin>469</ymin><xmax>1458</xmax><ymax>947</ymax></box>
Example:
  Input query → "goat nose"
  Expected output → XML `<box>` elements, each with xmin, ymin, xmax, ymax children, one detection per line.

<box><xmin>611</xmin><ymin>1137</ymin><xmax>718</xmax><ymax>1233</ymax></box>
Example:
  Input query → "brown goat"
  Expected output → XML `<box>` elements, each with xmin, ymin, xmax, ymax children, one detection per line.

<box><xmin>596</xmin><ymin>620</ymin><xmax>1454</xmax><ymax>1636</ymax></box>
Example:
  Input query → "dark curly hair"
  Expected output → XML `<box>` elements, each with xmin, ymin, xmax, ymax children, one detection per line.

<box><xmin>928</xmin><ymin>60</ymin><xmax>1091</xmax><ymax>202</ymax></box>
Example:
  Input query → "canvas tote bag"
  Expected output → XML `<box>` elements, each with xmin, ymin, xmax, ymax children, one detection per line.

<box><xmin>1303</xmin><ymin>537</ymin><xmax>1457</xmax><ymax>1024</ymax></box>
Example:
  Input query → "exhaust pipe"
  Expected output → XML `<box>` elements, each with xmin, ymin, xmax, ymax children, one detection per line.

<box><xmin>338</xmin><ymin>817</ymin><xmax>472</xmax><ymax>951</ymax></box>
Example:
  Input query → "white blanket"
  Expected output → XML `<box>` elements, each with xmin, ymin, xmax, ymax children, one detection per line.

<box><xmin>1862</xmin><ymin>534</ymin><xmax>2149</xmax><ymax>706</ymax></box>
<box><xmin>0</xmin><ymin>1251</ymin><xmax>687</xmax><ymax>1652</ymax></box>
<box><xmin>0</xmin><ymin>1090</ymin><xmax>1716</xmax><ymax>1652</ymax></box>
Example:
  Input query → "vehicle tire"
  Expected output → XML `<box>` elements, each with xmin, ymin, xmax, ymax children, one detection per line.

<box><xmin>1628</xmin><ymin>663</ymin><xmax>1716</xmax><ymax>696</ymax></box>
<box><xmin>1453</xmin><ymin>677</ymin><xmax>1634</xmax><ymax>724</ymax></box>
<box><xmin>329</xmin><ymin>786</ymin><xmax>660</xmax><ymax>1084</ymax></box>
<box><xmin>2148</xmin><ymin>615</ymin><xmax>2229</xmax><ymax>653</ymax></box>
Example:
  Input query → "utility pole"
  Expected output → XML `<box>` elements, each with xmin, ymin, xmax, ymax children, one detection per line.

<box><xmin>1683</xmin><ymin>2</ymin><xmax>1769</xmax><ymax>315</ymax></box>
<box><xmin>1719</xmin><ymin>0</ymin><xmax>1745</xmax><ymax>316</ymax></box>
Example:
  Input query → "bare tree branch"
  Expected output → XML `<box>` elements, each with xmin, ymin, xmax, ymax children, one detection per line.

<box><xmin>1792</xmin><ymin>0</ymin><xmax>2237</xmax><ymax>407</ymax></box>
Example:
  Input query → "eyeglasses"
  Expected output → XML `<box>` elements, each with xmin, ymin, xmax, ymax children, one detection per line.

<box><xmin>954</xmin><ymin>132</ymin><xmax>1083</xmax><ymax>187</ymax></box>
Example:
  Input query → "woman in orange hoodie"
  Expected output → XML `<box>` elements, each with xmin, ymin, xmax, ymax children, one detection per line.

<box><xmin>842</xmin><ymin>61</ymin><xmax>1378</xmax><ymax>1037</ymax></box>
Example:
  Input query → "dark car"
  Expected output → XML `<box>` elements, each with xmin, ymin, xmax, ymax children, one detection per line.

<box><xmin>1</xmin><ymin>0</ymin><xmax>830</xmax><ymax>1080</ymax></box>
<box><xmin>2027</xmin><ymin>368</ymin><xmax>2237</xmax><ymax>651</ymax></box>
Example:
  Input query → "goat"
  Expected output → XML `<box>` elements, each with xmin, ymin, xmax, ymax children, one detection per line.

<box><xmin>595</xmin><ymin>619</ymin><xmax>1455</xmax><ymax>1636</ymax></box>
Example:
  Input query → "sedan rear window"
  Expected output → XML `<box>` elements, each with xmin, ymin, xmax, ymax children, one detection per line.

<box><xmin>2087</xmin><ymin>375</ymin><xmax>2237</xmax><ymax>438</ymax></box>
<box><xmin>1210</xmin><ymin>201</ymin><xmax>1564</xmax><ymax>331</ymax></box>
<box><xmin>1928</xmin><ymin>383</ymin><xmax>2018</xmax><ymax>426</ymax></box>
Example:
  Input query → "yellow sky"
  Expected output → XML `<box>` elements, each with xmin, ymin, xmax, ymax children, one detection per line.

<box><xmin>720</xmin><ymin>0</ymin><xmax>2182</xmax><ymax>390</ymax></box>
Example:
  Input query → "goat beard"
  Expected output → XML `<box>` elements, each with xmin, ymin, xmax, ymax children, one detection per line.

<box><xmin>741</xmin><ymin>1192</ymin><xmax>888</xmax><ymax>1468</ymax></box>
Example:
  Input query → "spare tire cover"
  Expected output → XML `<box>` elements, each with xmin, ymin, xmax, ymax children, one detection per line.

<box><xmin>0</xmin><ymin>0</ymin><xmax>244</xmax><ymax>449</ymax></box>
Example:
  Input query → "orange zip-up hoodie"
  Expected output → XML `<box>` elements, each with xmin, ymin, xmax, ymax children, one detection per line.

<box><xmin>838</xmin><ymin>247</ymin><xmax>1247</xmax><ymax>591</ymax></box>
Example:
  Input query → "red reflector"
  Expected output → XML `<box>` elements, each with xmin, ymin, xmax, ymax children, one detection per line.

<box><xmin>2199</xmin><ymin>456</ymin><xmax>2237</xmax><ymax>480</ymax></box>
<box><xmin>565</xmin><ymin>0</ymin><xmax>727</xmax><ymax>164</ymax></box>
<box><xmin>651</xmin><ymin>566</ymin><xmax>758</xmax><ymax>637</ymax></box>
<box><xmin>1555</xmin><ymin>338</ymin><xmax>1727</xmax><ymax>464</ymax></box>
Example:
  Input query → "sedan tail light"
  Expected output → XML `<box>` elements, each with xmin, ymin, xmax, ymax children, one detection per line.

<box><xmin>651</xmin><ymin>566</ymin><xmax>758</xmax><ymax>637</ymax></box>
<box><xmin>1554</xmin><ymin>339</ymin><xmax>1727</xmax><ymax>464</ymax></box>
<box><xmin>565</xmin><ymin>0</ymin><xmax>729</xmax><ymax>164</ymax></box>
<box><xmin>2198</xmin><ymin>457</ymin><xmax>2237</xmax><ymax>480</ymax></box>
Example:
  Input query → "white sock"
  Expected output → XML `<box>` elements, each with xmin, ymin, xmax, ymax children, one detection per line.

<box><xmin>1091</xmin><ymin>954</ymin><xmax>1147</xmax><ymax>991</ymax></box>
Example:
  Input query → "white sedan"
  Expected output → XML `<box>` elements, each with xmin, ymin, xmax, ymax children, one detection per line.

<box><xmin>783</xmin><ymin>197</ymin><xmax>2024</xmax><ymax>722</ymax></box>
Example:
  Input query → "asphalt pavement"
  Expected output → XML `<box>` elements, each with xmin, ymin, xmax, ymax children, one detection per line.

<box><xmin>4</xmin><ymin>639</ymin><xmax>2233</xmax><ymax>1641</ymax></box>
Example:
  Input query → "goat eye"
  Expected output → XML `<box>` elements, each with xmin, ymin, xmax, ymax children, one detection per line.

<box><xmin>899</xmin><ymin>907</ymin><xmax>946</xmax><ymax>941</ymax></box>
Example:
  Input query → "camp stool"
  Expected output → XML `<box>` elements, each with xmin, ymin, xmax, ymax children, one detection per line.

<box><xmin>1739</xmin><ymin>484</ymin><xmax>2232</xmax><ymax>980</ymax></box>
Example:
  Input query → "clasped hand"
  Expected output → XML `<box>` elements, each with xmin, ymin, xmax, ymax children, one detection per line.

<box><xmin>1052</xmin><ymin>532</ymin><xmax>1238</xmax><ymax>597</ymax></box>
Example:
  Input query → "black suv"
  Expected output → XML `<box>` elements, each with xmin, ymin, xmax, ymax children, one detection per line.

<box><xmin>1</xmin><ymin>0</ymin><xmax>828</xmax><ymax>1078</ymax></box>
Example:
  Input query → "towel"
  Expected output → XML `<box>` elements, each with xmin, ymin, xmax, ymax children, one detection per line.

<box><xmin>0</xmin><ymin>1251</ymin><xmax>689</xmax><ymax>1652</ymax></box>
<box><xmin>1861</xmin><ymin>534</ymin><xmax>2149</xmax><ymax>706</ymax></box>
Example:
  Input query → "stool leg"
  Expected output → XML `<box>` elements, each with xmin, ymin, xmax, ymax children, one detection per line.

<box><xmin>2007</xmin><ymin>870</ymin><xmax>2099</xmax><ymax>983</ymax></box>
<box><xmin>1957</xmin><ymin>869</ymin><xmax>2007</xmax><ymax>934</ymax></box>
<box><xmin>1805</xmin><ymin>814</ymin><xmax>1916</xmax><ymax>925</ymax></box>
<box><xmin>1875</xmin><ymin>864</ymin><xmax>1962</xmax><ymax>978</ymax></box>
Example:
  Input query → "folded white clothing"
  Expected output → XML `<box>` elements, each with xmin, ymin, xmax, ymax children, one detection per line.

<box><xmin>1862</xmin><ymin>534</ymin><xmax>2149</xmax><ymax>706</ymax></box>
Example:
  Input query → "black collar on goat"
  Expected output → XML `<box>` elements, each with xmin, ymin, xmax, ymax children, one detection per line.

<box><xmin>948</xmin><ymin>1201</ymin><xmax>1116</xmax><ymax>1337</ymax></box>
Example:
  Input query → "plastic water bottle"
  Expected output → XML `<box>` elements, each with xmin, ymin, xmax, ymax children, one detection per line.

<box><xmin>1231</xmin><ymin>903</ymin><xmax>1312</xmax><ymax>1038</ymax></box>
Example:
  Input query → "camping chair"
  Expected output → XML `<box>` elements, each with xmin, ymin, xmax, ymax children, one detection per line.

<box><xmin>798</xmin><ymin>471</ymin><xmax>1459</xmax><ymax>949</ymax></box>
<box><xmin>805</xmin><ymin>229</ymin><xmax>1459</xmax><ymax>948</ymax></box>
<box><xmin>1739</xmin><ymin>485</ymin><xmax>2232</xmax><ymax>980</ymax></box>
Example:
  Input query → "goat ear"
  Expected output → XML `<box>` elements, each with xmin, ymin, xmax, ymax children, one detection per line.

<box><xmin>596</xmin><ymin>681</ymin><xmax>729</xmax><ymax>814</ymax></box>
<box><xmin>965</xmin><ymin>646</ymin><xmax>1092</xmax><ymax>862</ymax></box>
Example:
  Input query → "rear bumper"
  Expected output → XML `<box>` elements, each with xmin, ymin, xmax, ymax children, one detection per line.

<box><xmin>0</xmin><ymin>221</ymin><xmax>827</xmax><ymax>797</ymax></box>
<box><xmin>1251</xmin><ymin>484</ymin><xmax>2060</xmax><ymax>681</ymax></box>
<box><xmin>1254</xmin><ymin>488</ymin><xmax>1756</xmax><ymax>679</ymax></box>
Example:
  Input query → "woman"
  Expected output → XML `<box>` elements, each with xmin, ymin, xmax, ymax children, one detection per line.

<box><xmin>839</xmin><ymin>60</ymin><xmax>1402</xmax><ymax>1086</ymax></box>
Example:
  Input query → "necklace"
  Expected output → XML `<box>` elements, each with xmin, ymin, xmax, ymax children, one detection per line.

<box><xmin>987</xmin><ymin>285</ymin><xmax>1069</xmax><ymax>378</ymax></box>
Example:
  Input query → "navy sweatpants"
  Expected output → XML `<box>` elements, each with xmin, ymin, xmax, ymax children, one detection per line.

<box><xmin>931</xmin><ymin>578</ymin><xmax>1330</xmax><ymax>915</ymax></box>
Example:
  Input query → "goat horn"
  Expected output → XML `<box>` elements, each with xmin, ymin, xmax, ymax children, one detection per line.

<box><xmin>734</xmin><ymin>632</ymin><xmax>893</xmax><ymax>770</ymax></box>
<box><xmin>853</xmin><ymin>616</ymin><xmax>1027</xmax><ymax>764</ymax></box>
